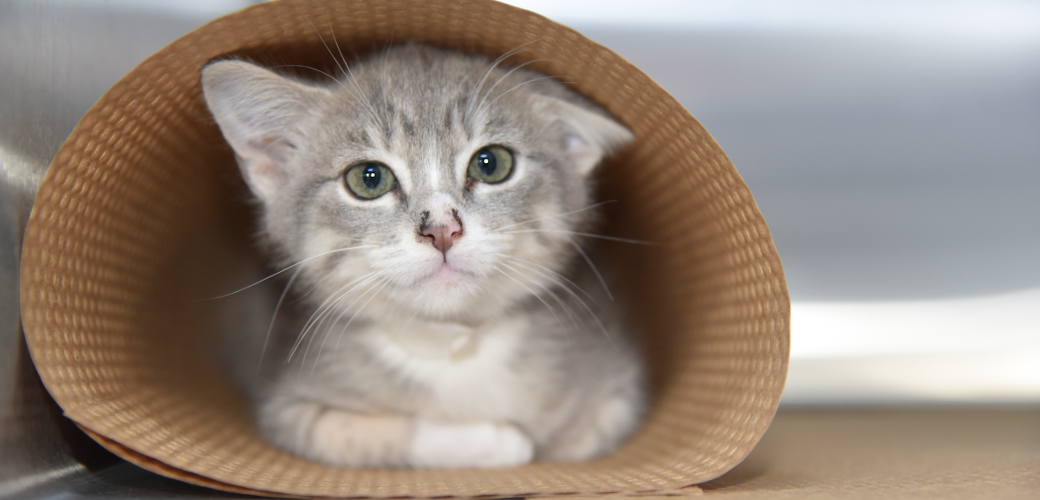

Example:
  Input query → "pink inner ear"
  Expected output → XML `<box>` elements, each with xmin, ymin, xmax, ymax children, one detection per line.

<box><xmin>564</xmin><ymin>133</ymin><xmax>590</xmax><ymax>154</ymax></box>
<box><xmin>247</xmin><ymin>136</ymin><xmax>296</xmax><ymax>164</ymax></box>
<box><xmin>563</xmin><ymin>132</ymin><xmax>602</xmax><ymax>176</ymax></box>
<box><xmin>239</xmin><ymin>135</ymin><xmax>296</xmax><ymax>199</ymax></box>
<box><xmin>246</xmin><ymin>155</ymin><xmax>290</xmax><ymax>198</ymax></box>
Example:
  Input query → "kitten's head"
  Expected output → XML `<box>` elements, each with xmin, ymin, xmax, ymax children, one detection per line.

<box><xmin>202</xmin><ymin>44</ymin><xmax>632</xmax><ymax>324</ymax></box>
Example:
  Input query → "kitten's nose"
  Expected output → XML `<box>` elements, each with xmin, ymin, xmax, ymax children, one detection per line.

<box><xmin>420</xmin><ymin>217</ymin><xmax>463</xmax><ymax>255</ymax></box>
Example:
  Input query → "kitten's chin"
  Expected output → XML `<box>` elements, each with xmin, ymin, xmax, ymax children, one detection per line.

<box><xmin>382</xmin><ymin>262</ymin><xmax>498</xmax><ymax>321</ymax></box>
<box><xmin>417</xmin><ymin>263</ymin><xmax>480</xmax><ymax>300</ymax></box>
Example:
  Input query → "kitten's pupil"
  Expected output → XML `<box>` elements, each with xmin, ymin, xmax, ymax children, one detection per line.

<box><xmin>361</xmin><ymin>164</ymin><xmax>381</xmax><ymax>189</ymax></box>
<box><xmin>344</xmin><ymin>162</ymin><xmax>395</xmax><ymax>199</ymax></box>
<box><xmin>476</xmin><ymin>151</ymin><xmax>496</xmax><ymax>176</ymax></box>
<box><xmin>467</xmin><ymin>145</ymin><xmax>513</xmax><ymax>184</ymax></box>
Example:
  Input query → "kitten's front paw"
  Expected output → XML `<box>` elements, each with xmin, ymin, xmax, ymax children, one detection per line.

<box><xmin>408</xmin><ymin>419</ymin><xmax>534</xmax><ymax>468</ymax></box>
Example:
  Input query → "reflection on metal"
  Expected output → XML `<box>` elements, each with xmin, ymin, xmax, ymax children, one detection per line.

<box><xmin>0</xmin><ymin>146</ymin><xmax>111</xmax><ymax>496</ymax></box>
<box><xmin>0</xmin><ymin>2</ymin><xmax>255</xmax><ymax>498</ymax></box>
<box><xmin>786</xmin><ymin>288</ymin><xmax>1040</xmax><ymax>404</ymax></box>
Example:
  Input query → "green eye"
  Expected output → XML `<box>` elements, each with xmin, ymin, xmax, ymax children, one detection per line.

<box><xmin>467</xmin><ymin>145</ymin><xmax>514</xmax><ymax>184</ymax></box>
<box><xmin>344</xmin><ymin>162</ymin><xmax>396</xmax><ymax>199</ymax></box>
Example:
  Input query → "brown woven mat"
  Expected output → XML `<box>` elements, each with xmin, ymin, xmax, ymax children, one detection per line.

<box><xmin>20</xmin><ymin>0</ymin><xmax>788</xmax><ymax>497</ymax></box>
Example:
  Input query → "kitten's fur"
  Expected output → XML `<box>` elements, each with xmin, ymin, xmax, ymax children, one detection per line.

<box><xmin>201</xmin><ymin>43</ymin><xmax>643</xmax><ymax>468</ymax></box>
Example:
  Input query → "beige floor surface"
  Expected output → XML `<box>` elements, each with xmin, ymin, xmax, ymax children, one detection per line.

<box><xmin>683</xmin><ymin>408</ymin><xmax>1040</xmax><ymax>499</ymax></box>
<box><xmin>574</xmin><ymin>408</ymin><xmax>1039</xmax><ymax>499</ymax></box>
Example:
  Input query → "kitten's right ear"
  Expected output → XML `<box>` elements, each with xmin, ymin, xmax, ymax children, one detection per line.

<box><xmin>201</xmin><ymin>60</ymin><xmax>330</xmax><ymax>201</ymax></box>
<box><xmin>533</xmin><ymin>95</ymin><xmax>634</xmax><ymax>177</ymax></box>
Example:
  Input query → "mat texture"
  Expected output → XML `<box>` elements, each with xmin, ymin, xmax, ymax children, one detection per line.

<box><xmin>19</xmin><ymin>0</ymin><xmax>789</xmax><ymax>497</ymax></box>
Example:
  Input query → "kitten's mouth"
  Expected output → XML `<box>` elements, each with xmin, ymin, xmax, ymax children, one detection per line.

<box><xmin>422</xmin><ymin>261</ymin><xmax>473</xmax><ymax>287</ymax></box>
<box><xmin>435</xmin><ymin>263</ymin><xmax>455</xmax><ymax>281</ymax></box>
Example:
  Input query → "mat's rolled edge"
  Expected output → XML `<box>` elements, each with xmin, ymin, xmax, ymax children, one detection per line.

<box><xmin>78</xmin><ymin>426</ymin><xmax>288</xmax><ymax>498</ymax></box>
<box><xmin>80</xmin><ymin>425</ymin><xmax>706</xmax><ymax>499</ymax></box>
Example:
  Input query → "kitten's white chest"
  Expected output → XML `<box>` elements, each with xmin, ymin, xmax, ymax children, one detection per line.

<box><xmin>360</xmin><ymin>316</ymin><xmax>529</xmax><ymax>420</ymax></box>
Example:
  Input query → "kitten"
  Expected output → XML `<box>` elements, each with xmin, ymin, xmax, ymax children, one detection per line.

<box><xmin>201</xmin><ymin>43</ymin><xmax>643</xmax><ymax>469</ymax></box>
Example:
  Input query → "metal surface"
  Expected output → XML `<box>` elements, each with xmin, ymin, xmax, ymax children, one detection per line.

<box><xmin>578</xmin><ymin>20</ymin><xmax>1040</xmax><ymax>405</ymax></box>
<box><xmin>2</xmin><ymin>0</ymin><xmax>1038</xmax><ymax>498</ymax></box>
<box><xmin>0</xmin><ymin>3</ymin><xmax>256</xmax><ymax>498</ymax></box>
<box><xmin>582</xmin><ymin>28</ymin><xmax>1040</xmax><ymax>301</ymax></box>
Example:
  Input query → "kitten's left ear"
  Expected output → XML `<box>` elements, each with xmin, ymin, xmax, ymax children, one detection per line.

<box><xmin>535</xmin><ymin>96</ymin><xmax>634</xmax><ymax>176</ymax></box>
<box><xmin>201</xmin><ymin>59</ymin><xmax>331</xmax><ymax>201</ymax></box>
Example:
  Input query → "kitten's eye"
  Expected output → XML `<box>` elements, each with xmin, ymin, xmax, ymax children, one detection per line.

<box><xmin>344</xmin><ymin>162</ymin><xmax>396</xmax><ymax>199</ymax></box>
<box><xmin>467</xmin><ymin>145</ymin><xmax>514</xmax><ymax>184</ymax></box>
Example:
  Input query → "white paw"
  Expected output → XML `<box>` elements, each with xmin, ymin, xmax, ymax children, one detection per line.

<box><xmin>408</xmin><ymin>419</ymin><xmax>534</xmax><ymax>469</ymax></box>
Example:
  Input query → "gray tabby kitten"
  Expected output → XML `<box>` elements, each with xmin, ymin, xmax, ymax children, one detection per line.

<box><xmin>201</xmin><ymin>43</ymin><xmax>643</xmax><ymax>468</ymax></box>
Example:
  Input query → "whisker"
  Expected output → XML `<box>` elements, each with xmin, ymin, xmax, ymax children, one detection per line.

<box><xmin>496</xmin><ymin>253</ymin><xmax>599</xmax><ymax>305</ymax></box>
<box><xmin>270</xmin><ymin>64</ymin><xmax>348</xmax><ymax>88</ymax></box>
<box><xmin>310</xmin><ymin>24</ymin><xmax>383</xmax><ymax>127</ymax></box>
<box><xmin>503</xmin><ymin>229</ymin><xmax>652</xmax><ymax>245</ymax></box>
<box><xmin>289</xmin><ymin>271</ymin><xmax>335</xmax><ymax>304</ymax></box>
<box><xmin>330</xmin><ymin>276</ymin><xmax>393</xmax><ymax>359</ymax></box>
<box><xmin>465</xmin><ymin>42</ymin><xmax>537</xmax><ymax>120</ymax></box>
<box><xmin>290</xmin><ymin>278</ymin><xmax>363</xmax><ymax>364</ymax></box>
<box><xmin>568</xmin><ymin>238</ymin><xmax>613</xmax><ymax>301</ymax></box>
<box><xmin>492</xmin><ymin>200</ymin><xmax>616</xmax><ymax>232</ymax></box>
<box><xmin>512</xmin><ymin>258</ymin><xmax>618</xmax><ymax>350</ymax></box>
<box><xmin>486</xmin><ymin>74</ymin><xmax>558</xmax><ymax>108</ymax></box>
<box><xmin>494</xmin><ymin>265</ymin><xmax>562</xmax><ymax>326</ymax></box>
<box><xmin>499</xmin><ymin>261</ymin><xmax>579</xmax><ymax>327</ymax></box>
<box><xmin>295</xmin><ymin>281</ymin><xmax>373</xmax><ymax>371</ymax></box>
<box><xmin>294</xmin><ymin>269</ymin><xmax>387</xmax><ymax>363</ymax></box>
<box><xmin>302</xmin><ymin>27</ymin><xmax>362</xmax><ymax>102</ymax></box>
<box><xmin>256</xmin><ymin>266</ymin><xmax>302</xmax><ymax>375</ymax></box>
<box><xmin>380</xmin><ymin>36</ymin><xmax>394</xmax><ymax>130</ymax></box>
<box><xmin>502</xmin><ymin>260</ymin><xmax>587</xmax><ymax>315</ymax></box>
<box><xmin>287</xmin><ymin>269</ymin><xmax>384</xmax><ymax>362</ymax></box>
<box><xmin>311</xmin><ymin>23</ymin><xmax>347</xmax><ymax>78</ymax></box>
<box><xmin>506</xmin><ymin>259</ymin><xmax>594</xmax><ymax>316</ymax></box>
<box><xmin>395</xmin><ymin>308</ymin><xmax>420</xmax><ymax>336</ymax></box>
<box><xmin>328</xmin><ymin>21</ymin><xmax>385</xmax><ymax>128</ymax></box>
<box><xmin>474</xmin><ymin>59</ymin><xmax>547</xmax><ymax>117</ymax></box>
<box><xmin>317</xmin><ymin>272</ymin><xmax>387</xmax><ymax>354</ymax></box>
<box><xmin>310</xmin><ymin>275</ymin><xmax>392</xmax><ymax>378</ymax></box>
<box><xmin>200</xmin><ymin>245</ymin><xmax>374</xmax><ymax>300</ymax></box>
<box><xmin>288</xmin><ymin>241</ymin><xmax>381</xmax><ymax>304</ymax></box>
<box><xmin>500</xmin><ymin>255</ymin><xmax>617</xmax><ymax>349</ymax></box>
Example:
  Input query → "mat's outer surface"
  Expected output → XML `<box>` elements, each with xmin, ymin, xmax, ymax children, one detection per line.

<box><xmin>18</xmin><ymin>0</ymin><xmax>789</xmax><ymax>497</ymax></box>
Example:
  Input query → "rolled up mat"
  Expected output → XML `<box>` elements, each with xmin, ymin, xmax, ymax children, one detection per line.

<box><xmin>19</xmin><ymin>0</ymin><xmax>789</xmax><ymax>497</ymax></box>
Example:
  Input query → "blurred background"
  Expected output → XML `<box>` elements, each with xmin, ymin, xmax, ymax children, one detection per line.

<box><xmin>2</xmin><ymin>0</ymin><xmax>1038</xmax><ymax>498</ymax></box>
<box><xmin>501</xmin><ymin>0</ymin><xmax>1040</xmax><ymax>406</ymax></box>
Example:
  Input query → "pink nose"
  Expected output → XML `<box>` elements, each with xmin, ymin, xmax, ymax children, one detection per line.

<box><xmin>421</xmin><ymin>219</ymin><xmax>463</xmax><ymax>254</ymax></box>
